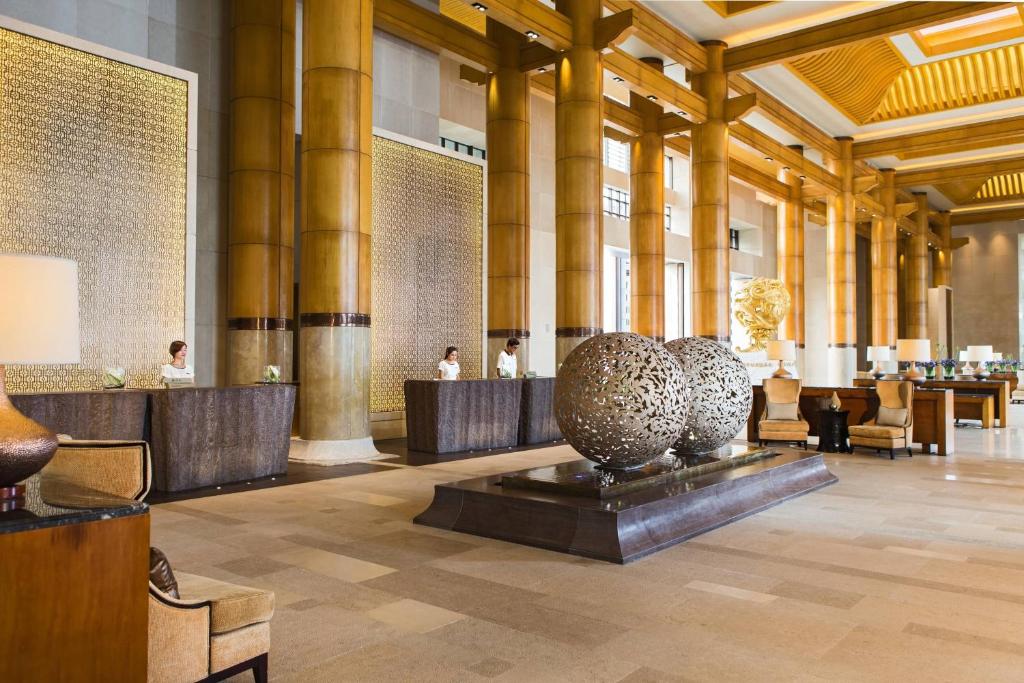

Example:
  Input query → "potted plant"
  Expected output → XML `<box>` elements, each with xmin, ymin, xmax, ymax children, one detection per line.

<box><xmin>940</xmin><ymin>358</ymin><xmax>956</xmax><ymax>379</ymax></box>
<box><xmin>922</xmin><ymin>360</ymin><xmax>937</xmax><ymax>380</ymax></box>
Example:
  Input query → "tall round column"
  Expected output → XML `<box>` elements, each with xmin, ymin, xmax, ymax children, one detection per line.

<box><xmin>227</xmin><ymin>0</ymin><xmax>295</xmax><ymax>384</ymax></box>
<box><xmin>933</xmin><ymin>210</ymin><xmax>952</xmax><ymax>287</ymax></box>
<box><xmin>486</xmin><ymin>21</ymin><xmax>531</xmax><ymax>373</ymax></box>
<box><xmin>871</xmin><ymin>169</ymin><xmax>898</xmax><ymax>350</ymax></box>
<box><xmin>906</xmin><ymin>192</ymin><xmax>930</xmax><ymax>340</ymax></box>
<box><xmin>629</xmin><ymin>91</ymin><xmax>665</xmax><ymax>341</ymax></box>
<box><xmin>295</xmin><ymin>0</ymin><xmax>376</xmax><ymax>458</ymax></box>
<box><xmin>826</xmin><ymin>137</ymin><xmax>856</xmax><ymax>385</ymax></box>
<box><xmin>690</xmin><ymin>42</ymin><xmax>731</xmax><ymax>343</ymax></box>
<box><xmin>555</xmin><ymin>0</ymin><xmax>604</xmax><ymax>364</ymax></box>
<box><xmin>777</xmin><ymin>148</ymin><xmax>804</xmax><ymax>350</ymax></box>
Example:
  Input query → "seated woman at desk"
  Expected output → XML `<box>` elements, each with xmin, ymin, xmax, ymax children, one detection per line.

<box><xmin>437</xmin><ymin>346</ymin><xmax>460</xmax><ymax>380</ymax></box>
<box><xmin>161</xmin><ymin>340</ymin><xmax>194</xmax><ymax>386</ymax></box>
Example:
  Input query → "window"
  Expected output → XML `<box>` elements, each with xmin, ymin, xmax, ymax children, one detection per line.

<box><xmin>664</xmin><ymin>205</ymin><xmax>672</xmax><ymax>231</ymax></box>
<box><xmin>616</xmin><ymin>256</ymin><xmax>630</xmax><ymax>332</ymax></box>
<box><xmin>664</xmin><ymin>156</ymin><xmax>674</xmax><ymax>189</ymax></box>
<box><xmin>729</xmin><ymin>228</ymin><xmax>740</xmax><ymax>250</ymax></box>
<box><xmin>439</xmin><ymin>136</ymin><xmax>486</xmax><ymax>159</ymax></box>
<box><xmin>603</xmin><ymin>137</ymin><xmax>630</xmax><ymax>173</ymax></box>
<box><xmin>603</xmin><ymin>186</ymin><xmax>630</xmax><ymax>220</ymax></box>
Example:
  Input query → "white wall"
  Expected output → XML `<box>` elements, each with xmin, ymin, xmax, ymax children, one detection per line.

<box><xmin>803</xmin><ymin>220</ymin><xmax>829</xmax><ymax>385</ymax></box>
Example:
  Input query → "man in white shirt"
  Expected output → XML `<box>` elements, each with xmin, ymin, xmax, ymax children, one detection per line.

<box><xmin>496</xmin><ymin>337</ymin><xmax>520</xmax><ymax>378</ymax></box>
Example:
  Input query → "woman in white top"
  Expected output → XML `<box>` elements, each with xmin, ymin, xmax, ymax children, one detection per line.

<box><xmin>437</xmin><ymin>346</ymin><xmax>460</xmax><ymax>380</ymax></box>
<box><xmin>160</xmin><ymin>340</ymin><xmax>195</xmax><ymax>384</ymax></box>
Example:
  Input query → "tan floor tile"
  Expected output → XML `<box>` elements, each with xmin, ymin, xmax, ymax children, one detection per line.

<box><xmin>364</xmin><ymin>598</ymin><xmax>467</xmax><ymax>633</ymax></box>
<box><xmin>684</xmin><ymin>580</ymin><xmax>777</xmax><ymax>604</ymax></box>
<box><xmin>330</xmin><ymin>490</ymin><xmax>408</xmax><ymax>507</ymax></box>
<box><xmin>272</xmin><ymin>546</ymin><xmax>397</xmax><ymax>583</ymax></box>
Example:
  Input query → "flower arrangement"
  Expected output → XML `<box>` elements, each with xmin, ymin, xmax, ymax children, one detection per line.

<box><xmin>103</xmin><ymin>367</ymin><xmax>127</xmax><ymax>389</ymax></box>
<box><xmin>920</xmin><ymin>360</ymin><xmax>937</xmax><ymax>379</ymax></box>
<box><xmin>262</xmin><ymin>365</ymin><xmax>281</xmax><ymax>384</ymax></box>
<box><xmin>938</xmin><ymin>358</ymin><xmax>957</xmax><ymax>378</ymax></box>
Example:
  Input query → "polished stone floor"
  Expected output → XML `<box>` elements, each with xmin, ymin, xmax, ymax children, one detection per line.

<box><xmin>152</xmin><ymin>409</ymin><xmax>1024</xmax><ymax>681</ymax></box>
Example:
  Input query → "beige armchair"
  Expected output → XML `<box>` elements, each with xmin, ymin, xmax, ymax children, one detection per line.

<box><xmin>42</xmin><ymin>439</ymin><xmax>152</xmax><ymax>500</ymax></box>
<box><xmin>149</xmin><ymin>573</ymin><xmax>274</xmax><ymax>683</ymax></box>
<box><xmin>849</xmin><ymin>380</ymin><xmax>914</xmax><ymax>459</ymax></box>
<box><xmin>757</xmin><ymin>378</ymin><xmax>809</xmax><ymax>449</ymax></box>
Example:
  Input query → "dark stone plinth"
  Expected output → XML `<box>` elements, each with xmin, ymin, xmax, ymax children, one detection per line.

<box><xmin>502</xmin><ymin>449</ymin><xmax>775</xmax><ymax>499</ymax></box>
<box><xmin>518</xmin><ymin>377</ymin><xmax>562</xmax><ymax>445</ymax></box>
<box><xmin>404</xmin><ymin>379</ymin><xmax>523</xmax><ymax>454</ymax></box>
<box><xmin>414</xmin><ymin>450</ymin><xmax>837</xmax><ymax>564</ymax></box>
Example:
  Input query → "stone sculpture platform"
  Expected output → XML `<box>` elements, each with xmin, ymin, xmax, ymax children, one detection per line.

<box><xmin>414</xmin><ymin>448</ymin><xmax>836</xmax><ymax>564</ymax></box>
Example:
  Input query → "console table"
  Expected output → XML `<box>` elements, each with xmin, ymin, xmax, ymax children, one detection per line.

<box><xmin>0</xmin><ymin>474</ymin><xmax>149</xmax><ymax>681</ymax></box>
<box><xmin>854</xmin><ymin>378</ymin><xmax>1009</xmax><ymax>428</ymax></box>
<box><xmin>404</xmin><ymin>379</ymin><xmax>523</xmax><ymax>453</ymax></box>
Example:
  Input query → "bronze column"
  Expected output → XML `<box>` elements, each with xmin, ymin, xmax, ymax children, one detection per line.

<box><xmin>486</xmin><ymin>21</ymin><xmax>531</xmax><ymax>373</ymax></box>
<box><xmin>555</xmin><ymin>0</ymin><xmax>604</xmax><ymax>364</ymax></box>
<box><xmin>629</xmin><ymin>86</ymin><xmax>665</xmax><ymax>342</ymax></box>
<box><xmin>933</xmin><ymin>210</ymin><xmax>952</xmax><ymax>288</ymax></box>
<box><xmin>906</xmin><ymin>192</ymin><xmax>930</xmax><ymax>340</ymax></box>
<box><xmin>825</xmin><ymin>137</ymin><xmax>856</xmax><ymax>384</ymax></box>
<box><xmin>690</xmin><ymin>42</ymin><xmax>731</xmax><ymax>343</ymax></box>
<box><xmin>871</xmin><ymin>169</ymin><xmax>898</xmax><ymax>351</ymax></box>
<box><xmin>777</xmin><ymin>147</ymin><xmax>804</xmax><ymax>351</ymax></box>
<box><xmin>295</xmin><ymin>0</ymin><xmax>376</xmax><ymax>457</ymax></box>
<box><xmin>227</xmin><ymin>0</ymin><xmax>295</xmax><ymax>384</ymax></box>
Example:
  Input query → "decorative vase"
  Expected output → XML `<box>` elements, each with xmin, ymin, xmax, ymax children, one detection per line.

<box><xmin>943</xmin><ymin>367</ymin><xmax>955</xmax><ymax>380</ymax></box>
<box><xmin>0</xmin><ymin>368</ymin><xmax>59</xmax><ymax>510</ymax></box>
<box><xmin>925</xmin><ymin>366</ymin><xmax>936</xmax><ymax>380</ymax></box>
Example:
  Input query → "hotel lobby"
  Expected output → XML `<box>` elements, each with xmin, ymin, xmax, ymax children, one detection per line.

<box><xmin>3</xmin><ymin>0</ymin><xmax>1024</xmax><ymax>681</ymax></box>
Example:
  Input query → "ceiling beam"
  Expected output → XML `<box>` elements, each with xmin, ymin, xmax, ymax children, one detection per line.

<box><xmin>895</xmin><ymin>156</ymin><xmax>1024</xmax><ymax>187</ymax></box>
<box><xmin>723</xmin><ymin>2</ymin><xmax>1010</xmax><ymax>72</ymax></box>
<box><xmin>731</xmin><ymin>159</ymin><xmax>792</xmax><ymax>201</ymax></box>
<box><xmin>727</xmin><ymin>75</ymin><xmax>839</xmax><ymax>158</ymax></box>
<box><xmin>951</xmin><ymin>206</ymin><xmax>1024</xmax><ymax>225</ymax></box>
<box><xmin>604</xmin><ymin>48</ymin><xmax>708</xmax><ymax>123</ymax></box>
<box><xmin>853</xmin><ymin>115</ymin><xmax>1024</xmax><ymax>159</ymax></box>
<box><xmin>376</xmin><ymin>0</ymin><xmax>501</xmax><ymax>71</ymax></box>
<box><xmin>731</xmin><ymin>122</ymin><xmax>840</xmax><ymax>192</ymax></box>
<box><xmin>602</xmin><ymin>0</ymin><xmax>707</xmax><ymax>72</ymax></box>
<box><xmin>452</xmin><ymin>0</ymin><xmax>573</xmax><ymax>51</ymax></box>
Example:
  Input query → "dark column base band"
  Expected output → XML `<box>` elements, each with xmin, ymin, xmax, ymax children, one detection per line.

<box><xmin>299</xmin><ymin>313</ymin><xmax>371</xmax><ymax>328</ymax></box>
<box><xmin>698</xmin><ymin>334</ymin><xmax>730</xmax><ymax>343</ymax></box>
<box><xmin>227</xmin><ymin>317</ymin><xmax>294</xmax><ymax>331</ymax></box>
<box><xmin>487</xmin><ymin>329</ymin><xmax>531</xmax><ymax>339</ymax></box>
<box><xmin>828</xmin><ymin>342</ymin><xmax>856</xmax><ymax>348</ymax></box>
<box><xmin>555</xmin><ymin>327</ymin><xmax>603</xmax><ymax>337</ymax></box>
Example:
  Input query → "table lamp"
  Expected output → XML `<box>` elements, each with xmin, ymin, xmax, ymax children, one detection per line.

<box><xmin>766</xmin><ymin>339</ymin><xmax>796</xmax><ymax>378</ymax></box>
<box><xmin>959</xmin><ymin>349</ymin><xmax>972</xmax><ymax>374</ymax></box>
<box><xmin>0</xmin><ymin>254</ymin><xmax>80</xmax><ymax>510</ymax></box>
<box><xmin>896</xmin><ymin>339</ymin><xmax>930</xmax><ymax>385</ymax></box>
<box><xmin>866</xmin><ymin>346</ymin><xmax>891</xmax><ymax>380</ymax></box>
<box><xmin>967</xmin><ymin>345</ymin><xmax>993</xmax><ymax>380</ymax></box>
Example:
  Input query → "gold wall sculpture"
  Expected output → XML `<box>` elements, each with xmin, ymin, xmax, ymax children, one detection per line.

<box><xmin>0</xmin><ymin>27</ymin><xmax>189</xmax><ymax>393</ymax></box>
<box><xmin>732</xmin><ymin>277</ymin><xmax>791</xmax><ymax>353</ymax></box>
<box><xmin>370</xmin><ymin>136</ymin><xmax>483</xmax><ymax>413</ymax></box>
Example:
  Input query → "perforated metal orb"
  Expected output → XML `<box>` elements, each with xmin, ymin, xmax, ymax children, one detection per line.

<box><xmin>664</xmin><ymin>336</ymin><xmax>752</xmax><ymax>455</ymax></box>
<box><xmin>554</xmin><ymin>333</ymin><xmax>690</xmax><ymax>470</ymax></box>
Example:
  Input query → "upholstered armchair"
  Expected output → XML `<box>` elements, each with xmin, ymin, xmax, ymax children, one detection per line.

<box><xmin>849</xmin><ymin>380</ymin><xmax>914</xmax><ymax>459</ymax></box>
<box><xmin>757</xmin><ymin>378</ymin><xmax>809</xmax><ymax>449</ymax></box>
<box><xmin>148</xmin><ymin>572</ymin><xmax>274</xmax><ymax>683</ymax></box>
<box><xmin>43</xmin><ymin>439</ymin><xmax>152</xmax><ymax>501</ymax></box>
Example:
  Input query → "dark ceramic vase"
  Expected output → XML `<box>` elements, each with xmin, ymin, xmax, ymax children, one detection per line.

<box><xmin>0</xmin><ymin>388</ymin><xmax>58</xmax><ymax>489</ymax></box>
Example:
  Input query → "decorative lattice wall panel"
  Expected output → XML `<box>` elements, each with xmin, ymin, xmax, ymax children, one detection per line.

<box><xmin>0</xmin><ymin>26</ymin><xmax>188</xmax><ymax>392</ymax></box>
<box><xmin>370</xmin><ymin>137</ymin><xmax>483</xmax><ymax>413</ymax></box>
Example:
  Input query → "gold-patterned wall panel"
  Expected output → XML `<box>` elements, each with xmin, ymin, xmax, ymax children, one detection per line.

<box><xmin>0</xmin><ymin>27</ymin><xmax>188</xmax><ymax>392</ymax></box>
<box><xmin>370</xmin><ymin>136</ymin><xmax>483</xmax><ymax>413</ymax></box>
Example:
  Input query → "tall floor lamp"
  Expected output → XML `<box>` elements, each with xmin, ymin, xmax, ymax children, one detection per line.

<box><xmin>0</xmin><ymin>254</ymin><xmax>80</xmax><ymax>511</ymax></box>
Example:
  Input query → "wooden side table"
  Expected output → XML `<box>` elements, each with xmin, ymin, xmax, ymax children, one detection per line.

<box><xmin>817</xmin><ymin>409</ymin><xmax>852</xmax><ymax>453</ymax></box>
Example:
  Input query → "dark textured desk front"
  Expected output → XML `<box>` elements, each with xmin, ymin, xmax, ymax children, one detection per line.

<box><xmin>519</xmin><ymin>377</ymin><xmax>562</xmax><ymax>445</ymax></box>
<box><xmin>405</xmin><ymin>379</ymin><xmax>523</xmax><ymax>453</ymax></box>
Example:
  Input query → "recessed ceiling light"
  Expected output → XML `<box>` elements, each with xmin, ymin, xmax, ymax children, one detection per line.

<box><xmin>675</xmin><ymin>111</ymin><xmax>686</xmax><ymax>117</ymax></box>
<box><xmin>612</xmin><ymin>76</ymin><xmax>624</xmax><ymax>82</ymax></box>
<box><xmin>537</xmin><ymin>67</ymin><xmax>546</xmax><ymax>73</ymax></box>
<box><xmin>782</xmin><ymin>166</ymin><xmax>790</xmax><ymax>171</ymax></box>
<box><xmin>472</xmin><ymin>2</ymin><xmax>487</xmax><ymax>11</ymax></box>
<box><xmin>525</xmin><ymin>30</ymin><xmax>539</xmax><ymax>40</ymax></box>
<box><xmin>799</xmin><ymin>175</ymin><xmax>806</xmax><ymax>180</ymax></box>
<box><xmin>647</xmin><ymin>94</ymin><xmax>658</xmax><ymax>101</ymax></box>
<box><xmin>764</xmin><ymin>156</ymin><xmax>773</xmax><ymax>162</ymax></box>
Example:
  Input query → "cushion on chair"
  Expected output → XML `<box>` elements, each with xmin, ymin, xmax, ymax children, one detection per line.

<box><xmin>175</xmin><ymin>572</ymin><xmax>275</xmax><ymax>635</ymax></box>
<box><xmin>848</xmin><ymin>424</ymin><xmax>904</xmax><ymax>439</ymax></box>
<box><xmin>149</xmin><ymin>547</ymin><xmax>180</xmax><ymax>599</ymax></box>
<box><xmin>876</xmin><ymin>406</ymin><xmax>908</xmax><ymax>427</ymax></box>
<box><xmin>766</xmin><ymin>402</ymin><xmax>799</xmax><ymax>421</ymax></box>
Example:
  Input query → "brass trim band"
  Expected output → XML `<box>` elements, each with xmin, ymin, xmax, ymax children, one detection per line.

<box><xmin>487</xmin><ymin>329</ymin><xmax>531</xmax><ymax>339</ymax></box>
<box><xmin>555</xmin><ymin>327</ymin><xmax>603</xmax><ymax>338</ymax></box>
<box><xmin>227</xmin><ymin>317</ymin><xmax>294</xmax><ymax>332</ymax></box>
<box><xmin>299</xmin><ymin>313</ymin><xmax>371</xmax><ymax>328</ymax></box>
<box><xmin>650</xmin><ymin>336</ymin><xmax>666</xmax><ymax>343</ymax></box>
<box><xmin>828</xmin><ymin>342</ymin><xmax>856</xmax><ymax>348</ymax></box>
<box><xmin>698</xmin><ymin>334</ymin><xmax>730</xmax><ymax>342</ymax></box>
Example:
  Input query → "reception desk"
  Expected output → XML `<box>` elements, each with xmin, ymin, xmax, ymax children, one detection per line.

<box><xmin>405</xmin><ymin>379</ymin><xmax>523</xmax><ymax>454</ymax></box>
<box><xmin>749</xmin><ymin>385</ymin><xmax>955</xmax><ymax>455</ymax></box>
<box><xmin>519</xmin><ymin>377</ymin><xmax>563</xmax><ymax>445</ymax></box>
<box><xmin>11</xmin><ymin>384</ymin><xmax>295</xmax><ymax>492</ymax></box>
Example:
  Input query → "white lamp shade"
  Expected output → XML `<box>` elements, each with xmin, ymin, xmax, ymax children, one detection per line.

<box><xmin>896</xmin><ymin>339</ymin><xmax>930</xmax><ymax>362</ymax></box>
<box><xmin>0</xmin><ymin>254</ymin><xmax>80</xmax><ymax>365</ymax></box>
<box><xmin>766</xmin><ymin>339</ymin><xmax>795</xmax><ymax>361</ymax></box>
<box><xmin>967</xmin><ymin>345</ymin><xmax>993</xmax><ymax>363</ymax></box>
<box><xmin>959</xmin><ymin>350</ymin><xmax>969</xmax><ymax>362</ymax></box>
<box><xmin>866</xmin><ymin>346</ymin><xmax>891</xmax><ymax>362</ymax></box>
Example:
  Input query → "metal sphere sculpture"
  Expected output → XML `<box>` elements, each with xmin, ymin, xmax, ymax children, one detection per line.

<box><xmin>554</xmin><ymin>332</ymin><xmax>690</xmax><ymax>470</ymax></box>
<box><xmin>664</xmin><ymin>336</ymin><xmax>752</xmax><ymax>456</ymax></box>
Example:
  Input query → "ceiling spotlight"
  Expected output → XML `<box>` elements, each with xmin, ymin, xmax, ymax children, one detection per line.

<box><xmin>675</xmin><ymin>111</ymin><xmax>686</xmax><ymax>117</ymax></box>
<box><xmin>764</xmin><ymin>156</ymin><xmax>773</xmax><ymax>162</ymax></box>
<box><xmin>799</xmin><ymin>174</ymin><xmax>806</xmax><ymax>180</ymax></box>
<box><xmin>472</xmin><ymin>2</ymin><xmax>487</xmax><ymax>11</ymax></box>
<box><xmin>647</xmin><ymin>94</ymin><xmax>658</xmax><ymax>101</ymax></box>
<box><xmin>782</xmin><ymin>166</ymin><xmax>790</xmax><ymax>171</ymax></box>
<box><xmin>612</xmin><ymin>76</ymin><xmax>624</xmax><ymax>83</ymax></box>
<box><xmin>537</xmin><ymin>66</ymin><xmax>547</xmax><ymax>73</ymax></box>
<box><xmin>525</xmin><ymin>30</ymin><xmax>539</xmax><ymax>40</ymax></box>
